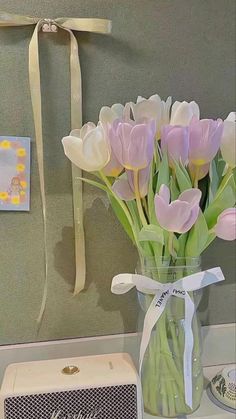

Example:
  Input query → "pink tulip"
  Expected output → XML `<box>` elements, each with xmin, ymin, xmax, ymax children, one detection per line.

<box><xmin>154</xmin><ymin>185</ymin><xmax>202</xmax><ymax>233</ymax></box>
<box><xmin>108</xmin><ymin>120</ymin><xmax>155</xmax><ymax>170</ymax></box>
<box><xmin>189</xmin><ymin>118</ymin><xmax>223</xmax><ymax>166</ymax></box>
<box><xmin>112</xmin><ymin>166</ymin><xmax>150</xmax><ymax>201</ymax></box>
<box><xmin>214</xmin><ymin>208</ymin><xmax>236</xmax><ymax>241</ymax></box>
<box><xmin>161</xmin><ymin>125</ymin><xmax>189</xmax><ymax>167</ymax></box>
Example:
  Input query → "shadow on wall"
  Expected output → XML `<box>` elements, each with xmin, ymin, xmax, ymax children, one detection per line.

<box><xmin>54</xmin><ymin>226</ymin><xmax>76</xmax><ymax>290</ymax></box>
<box><xmin>199</xmin><ymin>239</ymin><xmax>236</xmax><ymax>325</ymax></box>
<box><xmin>54</xmin><ymin>196</ymin><xmax>139</xmax><ymax>334</ymax></box>
<box><xmin>53</xmin><ymin>193</ymin><xmax>236</xmax><ymax>331</ymax></box>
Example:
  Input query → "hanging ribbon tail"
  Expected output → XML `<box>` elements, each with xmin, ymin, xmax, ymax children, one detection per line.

<box><xmin>111</xmin><ymin>267</ymin><xmax>225</xmax><ymax>409</ymax></box>
<box><xmin>56</xmin><ymin>19</ymin><xmax>111</xmax><ymax>296</ymax></box>
<box><xmin>58</xmin><ymin>25</ymin><xmax>85</xmax><ymax>296</ymax></box>
<box><xmin>29</xmin><ymin>20</ymin><xmax>49</xmax><ymax>324</ymax></box>
<box><xmin>71</xmin><ymin>164</ymin><xmax>86</xmax><ymax>295</ymax></box>
<box><xmin>0</xmin><ymin>11</ymin><xmax>112</xmax><ymax>321</ymax></box>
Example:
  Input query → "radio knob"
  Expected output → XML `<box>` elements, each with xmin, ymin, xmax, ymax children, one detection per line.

<box><xmin>62</xmin><ymin>365</ymin><xmax>80</xmax><ymax>375</ymax></box>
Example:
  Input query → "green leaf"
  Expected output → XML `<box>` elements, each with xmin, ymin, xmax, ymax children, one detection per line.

<box><xmin>174</xmin><ymin>162</ymin><xmax>192</xmax><ymax>192</ymax></box>
<box><xmin>204</xmin><ymin>174</ymin><xmax>236</xmax><ymax>229</ymax></box>
<box><xmin>138</xmin><ymin>224</ymin><xmax>164</xmax><ymax>244</ymax></box>
<box><xmin>148</xmin><ymin>161</ymin><xmax>157</xmax><ymax>224</ymax></box>
<box><xmin>177</xmin><ymin>233</ymin><xmax>188</xmax><ymax>257</ymax></box>
<box><xmin>156</xmin><ymin>153</ymin><xmax>169</xmax><ymax>193</ymax></box>
<box><xmin>233</xmin><ymin>167</ymin><xmax>236</xmax><ymax>184</ymax></box>
<box><xmin>216</xmin><ymin>157</ymin><xmax>226</xmax><ymax>179</ymax></box>
<box><xmin>109</xmin><ymin>195</ymin><xmax>135</xmax><ymax>244</ymax></box>
<box><xmin>170</xmin><ymin>175</ymin><xmax>180</xmax><ymax>201</ymax></box>
<box><xmin>216</xmin><ymin>168</ymin><xmax>232</xmax><ymax>195</ymax></box>
<box><xmin>126</xmin><ymin>201</ymin><xmax>141</xmax><ymax>230</ymax></box>
<box><xmin>173</xmin><ymin>234</ymin><xmax>180</xmax><ymax>255</ymax></box>
<box><xmin>77</xmin><ymin>176</ymin><xmax>109</xmax><ymax>194</ymax></box>
<box><xmin>203</xmin><ymin>232</ymin><xmax>216</xmax><ymax>252</ymax></box>
<box><xmin>185</xmin><ymin>211</ymin><xmax>209</xmax><ymax>257</ymax></box>
<box><xmin>154</xmin><ymin>143</ymin><xmax>161</xmax><ymax>170</ymax></box>
<box><xmin>208</xmin><ymin>159</ymin><xmax>219</xmax><ymax>204</ymax></box>
<box><xmin>140</xmin><ymin>242</ymin><xmax>155</xmax><ymax>258</ymax></box>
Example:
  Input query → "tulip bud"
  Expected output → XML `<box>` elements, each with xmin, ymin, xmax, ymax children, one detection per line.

<box><xmin>220</xmin><ymin>112</ymin><xmax>236</xmax><ymax>168</ymax></box>
<box><xmin>214</xmin><ymin>208</ymin><xmax>236</xmax><ymax>241</ymax></box>
<box><xmin>170</xmin><ymin>101</ymin><xmax>200</xmax><ymax>126</ymax></box>
<box><xmin>131</xmin><ymin>94</ymin><xmax>172</xmax><ymax>139</ymax></box>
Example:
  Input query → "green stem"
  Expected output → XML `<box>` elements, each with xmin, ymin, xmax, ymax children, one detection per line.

<box><xmin>223</xmin><ymin>165</ymin><xmax>232</xmax><ymax>183</ymax></box>
<box><xmin>194</xmin><ymin>166</ymin><xmax>199</xmax><ymax>188</ymax></box>
<box><xmin>133</xmin><ymin>170</ymin><xmax>148</xmax><ymax>226</ymax></box>
<box><xmin>142</xmin><ymin>197</ymin><xmax>149</xmax><ymax>221</ymax></box>
<box><xmin>168</xmin><ymin>232</ymin><xmax>176</xmax><ymax>258</ymax></box>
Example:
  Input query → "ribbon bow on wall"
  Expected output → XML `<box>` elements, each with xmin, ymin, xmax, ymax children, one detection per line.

<box><xmin>0</xmin><ymin>11</ymin><xmax>112</xmax><ymax>322</ymax></box>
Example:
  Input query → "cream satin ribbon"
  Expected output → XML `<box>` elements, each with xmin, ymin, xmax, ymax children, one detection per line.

<box><xmin>0</xmin><ymin>11</ymin><xmax>112</xmax><ymax>322</ymax></box>
<box><xmin>112</xmin><ymin>267</ymin><xmax>225</xmax><ymax>409</ymax></box>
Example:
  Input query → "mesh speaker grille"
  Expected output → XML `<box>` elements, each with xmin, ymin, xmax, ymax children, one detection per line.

<box><xmin>4</xmin><ymin>384</ymin><xmax>137</xmax><ymax>419</ymax></box>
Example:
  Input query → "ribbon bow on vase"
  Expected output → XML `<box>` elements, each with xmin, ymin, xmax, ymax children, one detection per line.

<box><xmin>112</xmin><ymin>267</ymin><xmax>225</xmax><ymax>409</ymax></box>
<box><xmin>0</xmin><ymin>10</ymin><xmax>112</xmax><ymax>322</ymax></box>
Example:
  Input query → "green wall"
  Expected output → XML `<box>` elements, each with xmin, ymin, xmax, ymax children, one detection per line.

<box><xmin>0</xmin><ymin>0</ymin><xmax>235</xmax><ymax>345</ymax></box>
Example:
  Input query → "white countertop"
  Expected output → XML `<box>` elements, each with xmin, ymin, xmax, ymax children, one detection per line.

<box><xmin>145</xmin><ymin>365</ymin><xmax>235</xmax><ymax>419</ymax></box>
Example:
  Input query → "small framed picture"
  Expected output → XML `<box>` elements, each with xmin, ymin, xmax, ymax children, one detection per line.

<box><xmin>0</xmin><ymin>136</ymin><xmax>31</xmax><ymax>211</ymax></box>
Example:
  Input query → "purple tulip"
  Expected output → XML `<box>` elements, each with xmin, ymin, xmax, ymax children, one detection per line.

<box><xmin>214</xmin><ymin>208</ymin><xmax>236</xmax><ymax>241</ymax></box>
<box><xmin>161</xmin><ymin>125</ymin><xmax>189</xmax><ymax>167</ymax></box>
<box><xmin>99</xmin><ymin>119</ymin><xmax>123</xmax><ymax>177</ymax></box>
<box><xmin>112</xmin><ymin>166</ymin><xmax>150</xmax><ymax>201</ymax></box>
<box><xmin>189</xmin><ymin>118</ymin><xmax>224</xmax><ymax>166</ymax></box>
<box><xmin>188</xmin><ymin>162</ymin><xmax>210</xmax><ymax>181</ymax></box>
<box><xmin>154</xmin><ymin>184</ymin><xmax>202</xmax><ymax>233</ymax></box>
<box><xmin>103</xmin><ymin>153</ymin><xmax>123</xmax><ymax>177</ymax></box>
<box><xmin>108</xmin><ymin>120</ymin><xmax>155</xmax><ymax>170</ymax></box>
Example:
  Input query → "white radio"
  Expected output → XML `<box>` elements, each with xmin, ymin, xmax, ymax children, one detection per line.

<box><xmin>0</xmin><ymin>353</ymin><xmax>142</xmax><ymax>419</ymax></box>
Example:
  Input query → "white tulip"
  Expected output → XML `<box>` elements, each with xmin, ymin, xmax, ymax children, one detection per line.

<box><xmin>99</xmin><ymin>103</ymin><xmax>127</xmax><ymax>124</ymax></box>
<box><xmin>221</xmin><ymin>112</ymin><xmax>236</xmax><ymax>168</ymax></box>
<box><xmin>62</xmin><ymin>122</ymin><xmax>110</xmax><ymax>172</ymax></box>
<box><xmin>131</xmin><ymin>94</ymin><xmax>172</xmax><ymax>139</ymax></box>
<box><xmin>170</xmin><ymin>100</ymin><xmax>200</xmax><ymax>126</ymax></box>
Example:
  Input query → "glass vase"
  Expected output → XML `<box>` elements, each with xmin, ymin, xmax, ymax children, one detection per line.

<box><xmin>137</xmin><ymin>257</ymin><xmax>204</xmax><ymax>418</ymax></box>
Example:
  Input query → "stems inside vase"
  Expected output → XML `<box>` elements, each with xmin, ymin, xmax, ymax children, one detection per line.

<box><xmin>139</xmin><ymin>257</ymin><xmax>203</xmax><ymax>417</ymax></box>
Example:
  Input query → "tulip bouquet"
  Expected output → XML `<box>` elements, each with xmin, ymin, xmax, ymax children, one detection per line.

<box><xmin>62</xmin><ymin>95</ymin><xmax>236</xmax><ymax>417</ymax></box>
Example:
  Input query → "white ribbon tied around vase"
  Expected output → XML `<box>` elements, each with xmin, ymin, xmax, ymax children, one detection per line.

<box><xmin>0</xmin><ymin>11</ymin><xmax>112</xmax><ymax>323</ymax></box>
<box><xmin>111</xmin><ymin>267</ymin><xmax>225</xmax><ymax>409</ymax></box>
